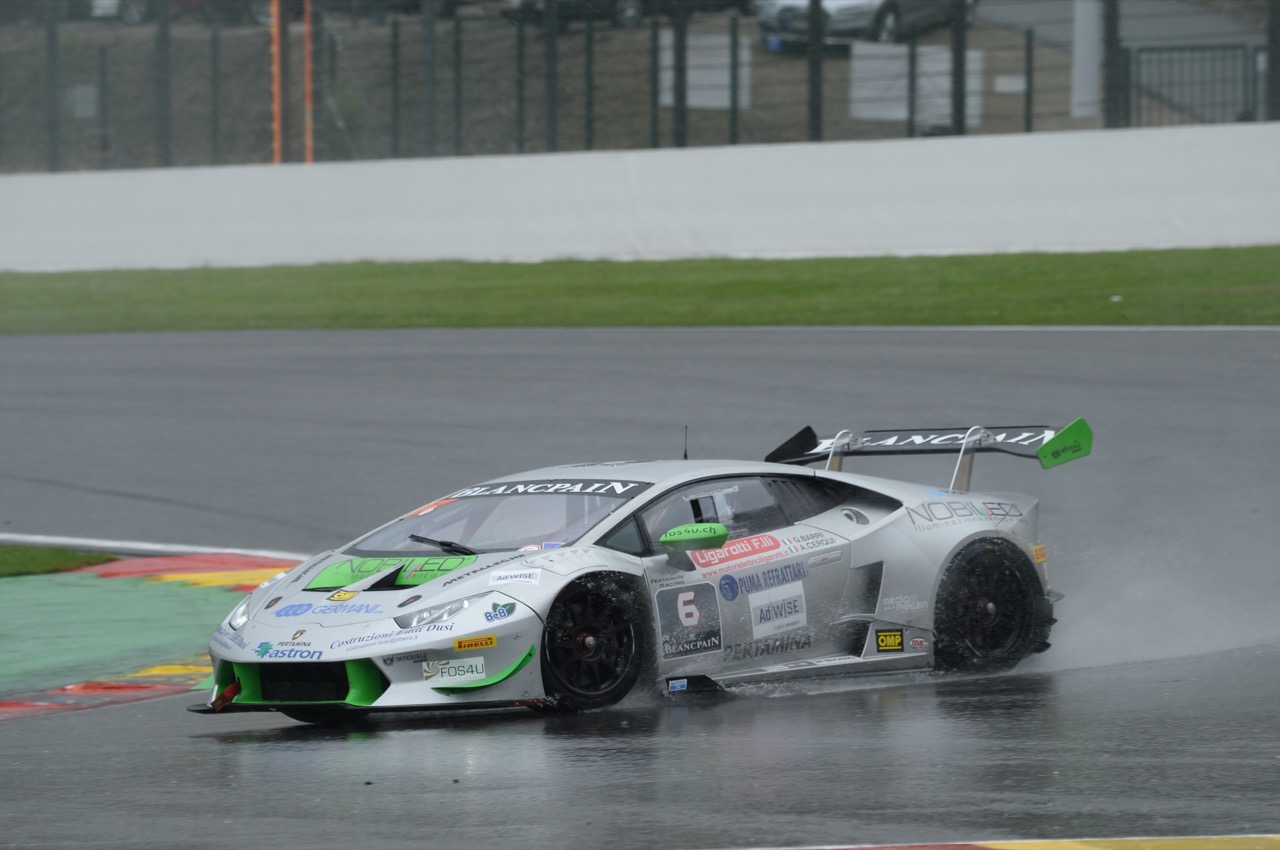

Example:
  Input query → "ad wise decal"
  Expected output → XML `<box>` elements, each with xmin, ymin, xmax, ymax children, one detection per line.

<box><xmin>749</xmin><ymin>588</ymin><xmax>807</xmax><ymax>640</ymax></box>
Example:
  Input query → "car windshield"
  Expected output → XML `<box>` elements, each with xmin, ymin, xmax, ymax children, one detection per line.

<box><xmin>347</xmin><ymin>479</ymin><xmax>648</xmax><ymax>555</ymax></box>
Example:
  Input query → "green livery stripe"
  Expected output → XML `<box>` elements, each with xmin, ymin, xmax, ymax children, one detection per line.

<box><xmin>304</xmin><ymin>556</ymin><xmax>477</xmax><ymax>590</ymax></box>
<box><xmin>432</xmin><ymin>645</ymin><xmax>538</xmax><ymax>694</ymax></box>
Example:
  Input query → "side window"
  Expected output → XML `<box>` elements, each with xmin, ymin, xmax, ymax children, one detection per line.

<box><xmin>637</xmin><ymin>477</ymin><xmax>788</xmax><ymax>555</ymax></box>
<box><xmin>767</xmin><ymin>476</ymin><xmax>849</xmax><ymax>523</ymax></box>
<box><xmin>598</xmin><ymin>516</ymin><xmax>646</xmax><ymax>557</ymax></box>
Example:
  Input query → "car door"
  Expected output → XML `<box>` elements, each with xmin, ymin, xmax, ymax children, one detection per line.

<box><xmin>603</xmin><ymin>475</ymin><xmax>856</xmax><ymax>676</ymax></box>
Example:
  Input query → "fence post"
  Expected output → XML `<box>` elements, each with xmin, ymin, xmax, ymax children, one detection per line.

<box><xmin>1268</xmin><ymin>0</ymin><xmax>1279</xmax><ymax>120</ymax></box>
<box><xmin>806</xmin><ymin>0</ymin><xmax>822</xmax><ymax>141</ymax></box>
<box><xmin>422</xmin><ymin>0</ymin><xmax>439</xmax><ymax>156</ymax></box>
<box><xmin>950</xmin><ymin>0</ymin><xmax>966</xmax><ymax>135</ymax></box>
<box><xmin>452</xmin><ymin>16</ymin><xmax>462</xmax><ymax>154</ymax></box>
<box><xmin>98</xmin><ymin>46</ymin><xmax>109</xmax><ymax>169</ymax></box>
<box><xmin>391</xmin><ymin>18</ymin><xmax>401</xmax><ymax>157</ymax></box>
<box><xmin>44</xmin><ymin>0</ymin><xmax>60</xmax><ymax>172</ymax></box>
<box><xmin>515</xmin><ymin>17</ymin><xmax>525</xmax><ymax>153</ymax></box>
<box><xmin>1024</xmin><ymin>28</ymin><xmax>1034</xmax><ymax>132</ymax></box>
<box><xmin>673</xmin><ymin>4</ymin><xmax>689</xmax><ymax>147</ymax></box>
<box><xmin>1102</xmin><ymin>0</ymin><xmax>1125</xmax><ymax>127</ymax></box>
<box><xmin>729</xmin><ymin>14</ymin><xmax>738</xmax><ymax>144</ymax></box>
<box><xmin>649</xmin><ymin>19</ymin><xmax>659</xmax><ymax>147</ymax></box>
<box><xmin>906</xmin><ymin>38</ymin><xmax>917</xmax><ymax>137</ymax></box>
<box><xmin>544</xmin><ymin>0</ymin><xmax>558</xmax><ymax>152</ymax></box>
<box><xmin>585</xmin><ymin>17</ymin><xmax>594</xmax><ymax>150</ymax></box>
<box><xmin>211</xmin><ymin>27</ymin><xmax>221</xmax><ymax>164</ymax></box>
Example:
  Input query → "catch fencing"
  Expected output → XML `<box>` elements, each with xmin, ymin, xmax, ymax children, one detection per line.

<box><xmin>0</xmin><ymin>0</ymin><xmax>1273</xmax><ymax>173</ymax></box>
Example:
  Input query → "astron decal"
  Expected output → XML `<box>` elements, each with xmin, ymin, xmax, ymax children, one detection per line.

<box><xmin>445</xmin><ymin>480</ymin><xmax>646</xmax><ymax>498</ymax></box>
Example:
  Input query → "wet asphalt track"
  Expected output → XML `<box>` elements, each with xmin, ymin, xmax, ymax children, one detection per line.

<box><xmin>2</xmin><ymin>327</ymin><xmax>1279</xmax><ymax>849</ymax></box>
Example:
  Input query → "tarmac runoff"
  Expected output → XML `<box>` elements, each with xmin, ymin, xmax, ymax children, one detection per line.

<box><xmin>822</xmin><ymin>840</ymin><xmax>1280</xmax><ymax>850</ymax></box>
<box><xmin>0</xmin><ymin>552</ymin><xmax>300</xmax><ymax>722</ymax></box>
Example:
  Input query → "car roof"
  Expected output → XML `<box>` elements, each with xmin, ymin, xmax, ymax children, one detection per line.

<box><xmin>483</xmin><ymin>459</ymin><xmax>811</xmax><ymax>490</ymax></box>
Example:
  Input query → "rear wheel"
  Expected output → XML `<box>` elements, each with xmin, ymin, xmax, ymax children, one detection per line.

<box><xmin>540</xmin><ymin>576</ymin><xmax>646</xmax><ymax>711</ymax></box>
<box><xmin>932</xmin><ymin>540</ymin><xmax>1050</xmax><ymax>673</ymax></box>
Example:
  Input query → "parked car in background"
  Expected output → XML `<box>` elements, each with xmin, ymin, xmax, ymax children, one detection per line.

<box><xmin>757</xmin><ymin>0</ymin><xmax>978</xmax><ymax>48</ymax></box>
<box><xmin>504</xmin><ymin>0</ymin><xmax>753</xmax><ymax>30</ymax></box>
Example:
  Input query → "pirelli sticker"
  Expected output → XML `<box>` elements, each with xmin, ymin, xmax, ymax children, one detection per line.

<box><xmin>875</xmin><ymin>629</ymin><xmax>904</xmax><ymax>653</ymax></box>
<box><xmin>454</xmin><ymin>635</ymin><xmax>497</xmax><ymax>652</ymax></box>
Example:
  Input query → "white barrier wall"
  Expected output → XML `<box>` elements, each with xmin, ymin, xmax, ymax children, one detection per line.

<box><xmin>1</xmin><ymin>122</ymin><xmax>1277</xmax><ymax>272</ymax></box>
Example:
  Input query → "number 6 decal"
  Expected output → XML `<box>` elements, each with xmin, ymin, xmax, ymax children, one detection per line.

<box><xmin>676</xmin><ymin>590</ymin><xmax>701</xmax><ymax>627</ymax></box>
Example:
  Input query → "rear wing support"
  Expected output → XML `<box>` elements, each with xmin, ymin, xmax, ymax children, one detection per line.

<box><xmin>767</xmin><ymin>418</ymin><xmax>1094</xmax><ymax>493</ymax></box>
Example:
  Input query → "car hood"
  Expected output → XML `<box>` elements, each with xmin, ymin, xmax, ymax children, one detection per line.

<box><xmin>239</xmin><ymin>547</ymin><xmax>608</xmax><ymax>628</ymax></box>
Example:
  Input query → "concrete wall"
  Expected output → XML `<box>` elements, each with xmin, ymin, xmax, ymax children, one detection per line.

<box><xmin>1</xmin><ymin>122</ymin><xmax>1277</xmax><ymax>272</ymax></box>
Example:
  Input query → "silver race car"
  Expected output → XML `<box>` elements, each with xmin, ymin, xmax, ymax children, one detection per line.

<box><xmin>191</xmin><ymin>419</ymin><xmax>1092</xmax><ymax>724</ymax></box>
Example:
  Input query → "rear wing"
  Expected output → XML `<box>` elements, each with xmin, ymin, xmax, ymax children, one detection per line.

<box><xmin>765</xmin><ymin>418</ymin><xmax>1093</xmax><ymax>493</ymax></box>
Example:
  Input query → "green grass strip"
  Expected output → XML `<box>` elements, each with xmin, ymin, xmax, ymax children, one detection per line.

<box><xmin>0</xmin><ymin>547</ymin><xmax>116</xmax><ymax>578</ymax></box>
<box><xmin>2</xmin><ymin>246</ymin><xmax>1277</xmax><ymax>334</ymax></box>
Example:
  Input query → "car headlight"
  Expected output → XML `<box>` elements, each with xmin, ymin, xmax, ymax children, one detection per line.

<box><xmin>228</xmin><ymin>596</ymin><xmax>254</xmax><ymax>631</ymax></box>
<box><xmin>227</xmin><ymin>572</ymin><xmax>288</xmax><ymax>631</ymax></box>
<box><xmin>394</xmin><ymin>593</ymin><xmax>491</xmax><ymax>630</ymax></box>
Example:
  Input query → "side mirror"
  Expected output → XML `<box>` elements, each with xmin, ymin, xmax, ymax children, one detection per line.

<box><xmin>659</xmin><ymin>523</ymin><xmax>729</xmax><ymax>570</ymax></box>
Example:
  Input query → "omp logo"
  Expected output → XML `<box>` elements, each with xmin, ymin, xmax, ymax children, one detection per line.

<box><xmin>454</xmin><ymin>635</ymin><xmax>497</xmax><ymax>652</ymax></box>
<box><xmin>876</xmin><ymin>629</ymin><xmax>904</xmax><ymax>652</ymax></box>
<box><xmin>485</xmin><ymin>602</ymin><xmax>516</xmax><ymax>622</ymax></box>
<box><xmin>328</xmin><ymin>590</ymin><xmax>359</xmax><ymax>601</ymax></box>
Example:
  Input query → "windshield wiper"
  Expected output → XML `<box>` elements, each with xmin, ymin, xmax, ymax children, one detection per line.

<box><xmin>408</xmin><ymin>534</ymin><xmax>478</xmax><ymax>556</ymax></box>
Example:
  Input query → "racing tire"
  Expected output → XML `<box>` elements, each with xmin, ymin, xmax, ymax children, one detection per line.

<box><xmin>539</xmin><ymin>575</ymin><xmax>647</xmax><ymax>712</ymax></box>
<box><xmin>277</xmin><ymin>705</ymin><xmax>371</xmax><ymax>726</ymax></box>
<box><xmin>932</xmin><ymin>539</ymin><xmax>1051</xmax><ymax>674</ymax></box>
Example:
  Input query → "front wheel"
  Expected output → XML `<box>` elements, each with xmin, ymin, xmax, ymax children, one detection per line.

<box><xmin>932</xmin><ymin>540</ymin><xmax>1050</xmax><ymax>674</ymax></box>
<box><xmin>540</xmin><ymin>576</ymin><xmax>646</xmax><ymax>711</ymax></box>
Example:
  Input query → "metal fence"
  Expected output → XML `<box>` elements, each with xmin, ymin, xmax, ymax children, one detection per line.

<box><xmin>0</xmin><ymin>0</ymin><xmax>1272</xmax><ymax>174</ymax></box>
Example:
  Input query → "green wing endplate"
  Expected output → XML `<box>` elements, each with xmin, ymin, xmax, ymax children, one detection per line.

<box><xmin>1037</xmin><ymin>418</ymin><xmax>1093</xmax><ymax>469</ymax></box>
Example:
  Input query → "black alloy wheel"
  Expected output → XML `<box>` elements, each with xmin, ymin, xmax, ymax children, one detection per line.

<box><xmin>540</xmin><ymin>577</ymin><xmax>646</xmax><ymax>711</ymax></box>
<box><xmin>932</xmin><ymin>540</ymin><xmax>1047</xmax><ymax>673</ymax></box>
